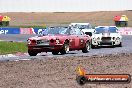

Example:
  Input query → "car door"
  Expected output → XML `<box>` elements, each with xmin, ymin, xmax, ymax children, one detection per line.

<box><xmin>77</xmin><ymin>30</ymin><xmax>88</xmax><ymax>49</ymax></box>
<box><xmin>69</xmin><ymin>28</ymin><xmax>80</xmax><ymax>50</ymax></box>
<box><xmin>73</xmin><ymin>28</ymin><xmax>82</xmax><ymax>49</ymax></box>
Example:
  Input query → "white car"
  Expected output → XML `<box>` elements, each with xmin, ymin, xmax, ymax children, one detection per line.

<box><xmin>91</xmin><ymin>26</ymin><xmax>122</xmax><ymax>48</ymax></box>
<box><xmin>69</xmin><ymin>23</ymin><xmax>95</xmax><ymax>36</ymax></box>
<box><xmin>81</xmin><ymin>28</ymin><xmax>95</xmax><ymax>37</ymax></box>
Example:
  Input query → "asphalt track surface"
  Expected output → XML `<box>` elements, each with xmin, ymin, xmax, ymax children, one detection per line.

<box><xmin>0</xmin><ymin>34</ymin><xmax>132</xmax><ymax>61</ymax></box>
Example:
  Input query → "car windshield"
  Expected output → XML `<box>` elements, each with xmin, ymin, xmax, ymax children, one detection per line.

<box><xmin>78</xmin><ymin>25</ymin><xmax>90</xmax><ymax>29</ymax></box>
<box><xmin>72</xmin><ymin>24</ymin><xmax>90</xmax><ymax>29</ymax></box>
<box><xmin>95</xmin><ymin>27</ymin><xmax>117</xmax><ymax>34</ymax></box>
<box><xmin>48</xmin><ymin>27</ymin><xmax>70</xmax><ymax>35</ymax></box>
<box><xmin>109</xmin><ymin>27</ymin><xmax>118</xmax><ymax>33</ymax></box>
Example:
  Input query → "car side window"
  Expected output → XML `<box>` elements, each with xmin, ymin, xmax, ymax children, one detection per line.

<box><xmin>89</xmin><ymin>24</ymin><xmax>92</xmax><ymax>29</ymax></box>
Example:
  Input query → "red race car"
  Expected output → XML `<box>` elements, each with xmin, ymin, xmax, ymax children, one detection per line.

<box><xmin>27</xmin><ymin>27</ymin><xmax>91</xmax><ymax>56</ymax></box>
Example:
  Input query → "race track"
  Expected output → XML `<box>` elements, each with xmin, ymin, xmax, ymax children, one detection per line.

<box><xmin>0</xmin><ymin>34</ymin><xmax>132</xmax><ymax>88</ymax></box>
<box><xmin>0</xmin><ymin>35</ymin><xmax>132</xmax><ymax>61</ymax></box>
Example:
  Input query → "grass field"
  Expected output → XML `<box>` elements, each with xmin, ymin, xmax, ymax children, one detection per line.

<box><xmin>1</xmin><ymin>11</ymin><xmax>132</xmax><ymax>27</ymax></box>
<box><xmin>0</xmin><ymin>41</ymin><xmax>27</xmax><ymax>55</ymax></box>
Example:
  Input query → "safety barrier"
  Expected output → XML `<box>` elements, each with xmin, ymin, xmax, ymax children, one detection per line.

<box><xmin>0</xmin><ymin>27</ymin><xmax>132</xmax><ymax>35</ymax></box>
<box><xmin>118</xmin><ymin>27</ymin><xmax>132</xmax><ymax>35</ymax></box>
<box><xmin>0</xmin><ymin>27</ymin><xmax>47</xmax><ymax>34</ymax></box>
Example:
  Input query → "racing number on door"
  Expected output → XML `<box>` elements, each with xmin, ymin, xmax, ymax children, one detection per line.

<box><xmin>75</xmin><ymin>36</ymin><xmax>80</xmax><ymax>47</ymax></box>
<box><xmin>70</xmin><ymin>35</ymin><xmax>80</xmax><ymax>49</ymax></box>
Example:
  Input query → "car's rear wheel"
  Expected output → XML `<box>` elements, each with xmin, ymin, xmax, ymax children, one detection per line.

<box><xmin>52</xmin><ymin>51</ymin><xmax>59</xmax><ymax>55</ymax></box>
<box><xmin>60</xmin><ymin>42</ymin><xmax>69</xmax><ymax>55</ymax></box>
<box><xmin>82</xmin><ymin>41</ymin><xmax>90</xmax><ymax>53</ymax></box>
<box><xmin>28</xmin><ymin>50</ymin><xmax>38</xmax><ymax>56</ymax></box>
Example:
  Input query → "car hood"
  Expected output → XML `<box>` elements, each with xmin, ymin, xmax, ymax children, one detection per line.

<box><xmin>28</xmin><ymin>34</ymin><xmax>68</xmax><ymax>40</ymax></box>
<box><xmin>81</xmin><ymin>29</ymin><xmax>95</xmax><ymax>33</ymax></box>
<box><xmin>92</xmin><ymin>33</ymin><xmax>121</xmax><ymax>38</ymax></box>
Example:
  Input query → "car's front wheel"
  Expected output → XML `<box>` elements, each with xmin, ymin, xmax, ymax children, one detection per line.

<box><xmin>28</xmin><ymin>50</ymin><xmax>38</xmax><ymax>56</ymax></box>
<box><xmin>118</xmin><ymin>42</ymin><xmax>122</xmax><ymax>47</ymax></box>
<box><xmin>60</xmin><ymin>42</ymin><xmax>69</xmax><ymax>55</ymax></box>
<box><xmin>82</xmin><ymin>41</ymin><xmax>90</xmax><ymax>53</ymax></box>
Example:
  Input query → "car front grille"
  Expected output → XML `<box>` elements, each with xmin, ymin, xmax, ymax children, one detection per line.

<box><xmin>37</xmin><ymin>40</ymin><xmax>50</xmax><ymax>44</ymax></box>
<box><xmin>101</xmin><ymin>37</ymin><xmax>111</xmax><ymax>41</ymax></box>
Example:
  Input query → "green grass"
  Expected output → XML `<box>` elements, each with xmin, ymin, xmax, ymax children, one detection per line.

<box><xmin>0</xmin><ymin>41</ymin><xmax>27</xmax><ymax>55</ymax></box>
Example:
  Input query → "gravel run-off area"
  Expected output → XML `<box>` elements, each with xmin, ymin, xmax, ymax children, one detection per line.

<box><xmin>0</xmin><ymin>53</ymin><xmax>131</xmax><ymax>88</ymax></box>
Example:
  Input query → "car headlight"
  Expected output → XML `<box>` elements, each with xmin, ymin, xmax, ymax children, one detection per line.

<box><xmin>50</xmin><ymin>39</ymin><xmax>54</xmax><ymax>43</ymax></box>
<box><xmin>27</xmin><ymin>39</ymin><xmax>31</xmax><ymax>44</ymax></box>
<box><xmin>56</xmin><ymin>39</ymin><xmax>60</xmax><ymax>44</ymax></box>
<box><xmin>116</xmin><ymin>37</ymin><xmax>120</xmax><ymax>40</ymax></box>
<box><xmin>97</xmin><ymin>37</ymin><xmax>100</xmax><ymax>40</ymax></box>
<box><xmin>92</xmin><ymin>37</ymin><xmax>96</xmax><ymax>40</ymax></box>
<box><xmin>27</xmin><ymin>39</ymin><xmax>36</xmax><ymax>44</ymax></box>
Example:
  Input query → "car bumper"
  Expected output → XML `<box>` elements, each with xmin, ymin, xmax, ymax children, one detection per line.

<box><xmin>28</xmin><ymin>44</ymin><xmax>63</xmax><ymax>52</ymax></box>
<box><xmin>92</xmin><ymin>40</ymin><xmax>121</xmax><ymax>46</ymax></box>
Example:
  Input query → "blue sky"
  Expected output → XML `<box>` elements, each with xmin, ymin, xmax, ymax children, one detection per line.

<box><xmin>0</xmin><ymin>0</ymin><xmax>132</xmax><ymax>12</ymax></box>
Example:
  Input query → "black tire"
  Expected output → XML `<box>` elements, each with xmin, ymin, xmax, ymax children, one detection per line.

<box><xmin>2</xmin><ymin>21</ymin><xmax>6</xmax><ymax>26</ymax></box>
<box><xmin>82</xmin><ymin>41</ymin><xmax>90</xmax><ymax>53</ymax></box>
<box><xmin>60</xmin><ymin>42</ymin><xmax>69</xmax><ymax>55</ymax></box>
<box><xmin>111</xmin><ymin>45</ymin><xmax>115</xmax><ymax>48</ymax></box>
<box><xmin>6</xmin><ymin>21</ymin><xmax>9</xmax><ymax>26</ymax></box>
<box><xmin>118</xmin><ymin>42</ymin><xmax>122</xmax><ymax>47</ymax></box>
<box><xmin>0</xmin><ymin>22</ymin><xmax>2</xmax><ymax>26</ymax></box>
<box><xmin>52</xmin><ymin>51</ymin><xmax>59</xmax><ymax>55</ymax></box>
<box><xmin>76</xmin><ymin>76</ymin><xmax>87</xmax><ymax>85</ymax></box>
<box><xmin>91</xmin><ymin>44</ymin><xmax>95</xmax><ymax>49</ymax></box>
<box><xmin>28</xmin><ymin>50</ymin><xmax>38</xmax><ymax>56</ymax></box>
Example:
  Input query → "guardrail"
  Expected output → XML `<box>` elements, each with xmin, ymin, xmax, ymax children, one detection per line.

<box><xmin>0</xmin><ymin>27</ymin><xmax>47</xmax><ymax>34</ymax></box>
<box><xmin>0</xmin><ymin>27</ymin><xmax>132</xmax><ymax>35</ymax></box>
<box><xmin>118</xmin><ymin>27</ymin><xmax>132</xmax><ymax>35</ymax></box>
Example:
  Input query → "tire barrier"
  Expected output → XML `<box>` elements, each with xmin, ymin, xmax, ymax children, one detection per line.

<box><xmin>0</xmin><ymin>27</ymin><xmax>132</xmax><ymax>35</ymax></box>
<box><xmin>0</xmin><ymin>15</ymin><xmax>11</xmax><ymax>27</ymax></box>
